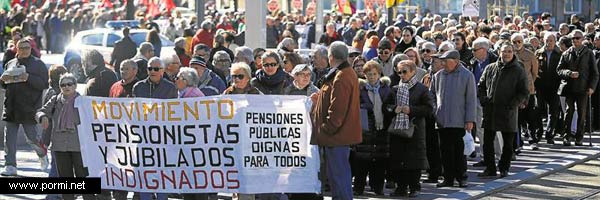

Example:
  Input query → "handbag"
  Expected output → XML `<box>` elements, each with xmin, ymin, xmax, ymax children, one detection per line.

<box><xmin>387</xmin><ymin>117</ymin><xmax>415</xmax><ymax>138</ymax></box>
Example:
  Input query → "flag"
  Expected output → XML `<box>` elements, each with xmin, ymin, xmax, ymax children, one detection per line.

<box><xmin>147</xmin><ymin>0</ymin><xmax>160</xmax><ymax>18</ymax></box>
<box><xmin>386</xmin><ymin>0</ymin><xmax>404</xmax><ymax>8</ymax></box>
<box><xmin>162</xmin><ymin>0</ymin><xmax>175</xmax><ymax>13</ymax></box>
<box><xmin>0</xmin><ymin>0</ymin><xmax>10</xmax><ymax>12</ymax></box>
<box><xmin>336</xmin><ymin>0</ymin><xmax>355</xmax><ymax>15</ymax></box>
<box><xmin>100</xmin><ymin>0</ymin><xmax>113</xmax><ymax>8</ymax></box>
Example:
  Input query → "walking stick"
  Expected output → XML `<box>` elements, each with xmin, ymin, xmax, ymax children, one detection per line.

<box><xmin>590</xmin><ymin>95</ymin><xmax>593</xmax><ymax>147</ymax></box>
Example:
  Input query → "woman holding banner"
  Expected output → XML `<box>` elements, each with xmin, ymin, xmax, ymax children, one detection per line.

<box><xmin>175</xmin><ymin>67</ymin><xmax>205</xmax><ymax>98</ymax></box>
<box><xmin>250</xmin><ymin>51</ymin><xmax>293</xmax><ymax>95</ymax></box>
<box><xmin>36</xmin><ymin>73</ymin><xmax>95</xmax><ymax>200</ymax></box>
<box><xmin>223</xmin><ymin>62</ymin><xmax>261</xmax><ymax>95</ymax></box>
<box><xmin>389</xmin><ymin>60</ymin><xmax>432</xmax><ymax>198</ymax></box>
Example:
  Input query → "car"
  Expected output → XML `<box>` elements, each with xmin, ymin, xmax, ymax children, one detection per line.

<box><xmin>64</xmin><ymin>28</ymin><xmax>175</xmax><ymax>83</ymax></box>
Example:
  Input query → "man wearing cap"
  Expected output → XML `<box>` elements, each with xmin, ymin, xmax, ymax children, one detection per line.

<box><xmin>478</xmin><ymin>42</ymin><xmax>529</xmax><ymax>178</ymax></box>
<box><xmin>430</xmin><ymin>50</ymin><xmax>477</xmax><ymax>187</ymax></box>
<box><xmin>189</xmin><ymin>56</ymin><xmax>226</xmax><ymax>96</ymax></box>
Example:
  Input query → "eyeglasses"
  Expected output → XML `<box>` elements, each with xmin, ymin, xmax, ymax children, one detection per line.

<box><xmin>295</xmin><ymin>72</ymin><xmax>311</xmax><ymax>78</ymax></box>
<box><xmin>232</xmin><ymin>74</ymin><xmax>245</xmax><ymax>80</ymax></box>
<box><xmin>573</xmin><ymin>36</ymin><xmax>583</xmax><ymax>40</ymax></box>
<box><xmin>397</xmin><ymin>70</ymin><xmax>409</xmax><ymax>75</ymax></box>
<box><xmin>148</xmin><ymin>67</ymin><xmax>162</xmax><ymax>72</ymax></box>
<box><xmin>263</xmin><ymin>62</ymin><xmax>279</xmax><ymax>68</ymax></box>
<box><xmin>174</xmin><ymin>76</ymin><xmax>185</xmax><ymax>81</ymax></box>
<box><xmin>60</xmin><ymin>82</ymin><xmax>75</xmax><ymax>88</ymax></box>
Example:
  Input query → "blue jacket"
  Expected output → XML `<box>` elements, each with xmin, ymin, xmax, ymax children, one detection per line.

<box><xmin>430</xmin><ymin>64</ymin><xmax>477</xmax><ymax>129</ymax></box>
<box><xmin>198</xmin><ymin>69</ymin><xmax>226</xmax><ymax>96</ymax></box>
<box><xmin>132</xmin><ymin>78</ymin><xmax>177</xmax><ymax>99</ymax></box>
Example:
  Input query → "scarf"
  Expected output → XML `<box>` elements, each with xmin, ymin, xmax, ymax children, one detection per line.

<box><xmin>256</xmin><ymin>68</ymin><xmax>286</xmax><ymax>87</ymax></box>
<box><xmin>365</xmin><ymin>80</ymin><xmax>384</xmax><ymax>130</ymax></box>
<box><xmin>394</xmin><ymin>75</ymin><xmax>418</xmax><ymax>129</ymax></box>
<box><xmin>58</xmin><ymin>93</ymin><xmax>79</xmax><ymax>131</ymax></box>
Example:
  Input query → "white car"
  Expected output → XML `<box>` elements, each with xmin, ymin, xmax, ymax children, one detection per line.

<box><xmin>64</xmin><ymin>28</ymin><xmax>175</xmax><ymax>82</ymax></box>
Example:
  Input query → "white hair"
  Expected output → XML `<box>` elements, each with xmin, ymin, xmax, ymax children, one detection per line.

<box><xmin>472</xmin><ymin>37</ymin><xmax>491</xmax><ymax>50</ymax></box>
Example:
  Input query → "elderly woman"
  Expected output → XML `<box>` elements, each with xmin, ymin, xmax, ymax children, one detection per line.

<box><xmin>37</xmin><ymin>73</ymin><xmax>94</xmax><ymax>200</ymax></box>
<box><xmin>282</xmin><ymin>52</ymin><xmax>303</xmax><ymax>74</ymax></box>
<box><xmin>212</xmin><ymin>50</ymin><xmax>233</xmax><ymax>84</ymax></box>
<box><xmin>175</xmin><ymin>67</ymin><xmax>204</xmax><ymax>98</ymax></box>
<box><xmin>283</xmin><ymin>64</ymin><xmax>319</xmax><ymax>96</ymax></box>
<box><xmin>390</xmin><ymin>60</ymin><xmax>432</xmax><ymax>198</ymax></box>
<box><xmin>223</xmin><ymin>62</ymin><xmax>262</xmax><ymax>94</ymax></box>
<box><xmin>351</xmin><ymin>61</ymin><xmax>394</xmax><ymax>196</ymax></box>
<box><xmin>251</xmin><ymin>51</ymin><xmax>293</xmax><ymax>95</ymax></box>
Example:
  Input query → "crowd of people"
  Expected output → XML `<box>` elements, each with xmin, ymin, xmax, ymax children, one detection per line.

<box><xmin>1</xmin><ymin>1</ymin><xmax>600</xmax><ymax>200</ymax></box>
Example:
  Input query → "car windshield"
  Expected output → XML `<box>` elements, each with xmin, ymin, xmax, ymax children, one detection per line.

<box><xmin>130</xmin><ymin>32</ymin><xmax>174</xmax><ymax>46</ymax></box>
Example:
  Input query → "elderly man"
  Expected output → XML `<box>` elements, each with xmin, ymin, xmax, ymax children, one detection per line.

<box><xmin>160</xmin><ymin>53</ymin><xmax>181</xmax><ymax>83</ymax></box>
<box><xmin>82</xmin><ymin>49</ymin><xmax>118</xmax><ymax>97</ymax></box>
<box><xmin>420</xmin><ymin>42</ymin><xmax>437</xmax><ymax>69</ymax></box>
<box><xmin>311</xmin><ymin>41</ymin><xmax>361</xmax><ymax>199</ymax></box>
<box><xmin>174</xmin><ymin>37</ymin><xmax>190</xmax><ymax>67</ymax></box>
<box><xmin>430</xmin><ymin>50</ymin><xmax>477</xmax><ymax>188</ymax></box>
<box><xmin>557</xmin><ymin>30</ymin><xmax>599</xmax><ymax>146</ymax></box>
<box><xmin>193</xmin><ymin>43</ymin><xmax>211</xmax><ymax>62</ymax></box>
<box><xmin>469</xmin><ymin>37</ymin><xmax>499</xmax><ymax>166</ymax></box>
<box><xmin>189</xmin><ymin>56</ymin><xmax>226</xmax><ymax>96</ymax></box>
<box><xmin>478</xmin><ymin>42</ymin><xmax>529</xmax><ymax>178</ymax></box>
<box><xmin>212</xmin><ymin>50</ymin><xmax>232</xmax><ymax>85</ymax></box>
<box><xmin>511</xmin><ymin>33</ymin><xmax>539</xmax><ymax>151</ymax></box>
<box><xmin>0</xmin><ymin>39</ymin><xmax>49</xmax><ymax>176</ymax></box>
<box><xmin>133</xmin><ymin>57</ymin><xmax>178</xmax><ymax>99</ymax></box>
<box><xmin>234</xmin><ymin>46</ymin><xmax>256</xmax><ymax>75</ymax></box>
<box><xmin>534</xmin><ymin>33</ymin><xmax>562</xmax><ymax>145</ymax></box>
<box><xmin>373</xmin><ymin>40</ymin><xmax>394</xmax><ymax>77</ymax></box>
<box><xmin>110</xmin><ymin>59</ymin><xmax>138</xmax><ymax>98</ymax></box>
<box><xmin>134</xmin><ymin>42</ymin><xmax>155</xmax><ymax>80</ymax></box>
<box><xmin>311</xmin><ymin>45</ymin><xmax>330</xmax><ymax>88</ymax></box>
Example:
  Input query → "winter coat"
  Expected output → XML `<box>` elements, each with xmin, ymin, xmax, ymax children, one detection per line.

<box><xmin>83</xmin><ymin>66</ymin><xmax>118</xmax><ymax>97</ymax></box>
<box><xmin>223</xmin><ymin>85</ymin><xmax>262</xmax><ymax>95</ymax></box>
<box><xmin>110</xmin><ymin>36</ymin><xmax>137</xmax><ymax>73</ymax></box>
<box><xmin>478</xmin><ymin>58</ymin><xmax>530</xmax><ymax>132</ymax></box>
<box><xmin>283</xmin><ymin>82</ymin><xmax>319</xmax><ymax>96</ymax></box>
<box><xmin>109</xmin><ymin>79</ymin><xmax>137</xmax><ymax>98</ymax></box>
<box><xmin>389</xmin><ymin>82</ymin><xmax>432</xmax><ymax>170</ymax></box>
<box><xmin>311</xmin><ymin>61</ymin><xmax>362</xmax><ymax>146</ymax></box>
<box><xmin>1</xmin><ymin>56</ymin><xmax>48</xmax><ymax>124</ymax></box>
<box><xmin>515</xmin><ymin>48</ymin><xmax>539</xmax><ymax>94</ymax></box>
<box><xmin>198</xmin><ymin>69</ymin><xmax>227</xmax><ymax>96</ymax></box>
<box><xmin>557</xmin><ymin>46</ymin><xmax>600</xmax><ymax>96</ymax></box>
<box><xmin>395</xmin><ymin>39</ymin><xmax>416</xmax><ymax>54</ymax></box>
<box><xmin>353</xmin><ymin>77</ymin><xmax>395</xmax><ymax>160</ymax></box>
<box><xmin>191</xmin><ymin>29</ymin><xmax>215</xmax><ymax>51</ymax></box>
<box><xmin>132</xmin><ymin>78</ymin><xmax>178</xmax><ymax>99</ymax></box>
<box><xmin>534</xmin><ymin>47</ymin><xmax>562</xmax><ymax>95</ymax></box>
<box><xmin>175</xmin><ymin>46</ymin><xmax>191</xmax><ymax>67</ymax></box>
<box><xmin>430</xmin><ymin>64</ymin><xmax>478</xmax><ymax>128</ymax></box>
<box><xmin>318</xmin><ymin>33</ymin><xmax>341</xmax><ymax>46</ymax></box>
<box><xmin>36</xmin><ymin>93</ymin><xmax>81</xmax><ymax>152</ymax></box>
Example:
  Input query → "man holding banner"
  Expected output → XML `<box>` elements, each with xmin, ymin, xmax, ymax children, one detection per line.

<box><xmin>311</xmin><ymin>41</ymin><xmax>362</xmax><ymax>199</ymax></box>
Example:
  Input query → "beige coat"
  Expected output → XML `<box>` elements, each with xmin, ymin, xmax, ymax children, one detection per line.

<box><xmin>515</xmin><ymin>48</ymin><xmax>539</xmax><ymax>94</ymax></box>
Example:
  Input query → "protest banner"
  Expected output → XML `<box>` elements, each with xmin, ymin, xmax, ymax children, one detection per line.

<box><xmin>75</xmin><ymin>95</ymin><xmax>320</xmax><ymax>194</ymax></box>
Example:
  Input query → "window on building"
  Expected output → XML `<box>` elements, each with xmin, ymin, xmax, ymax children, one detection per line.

<box><xmin>438</xmin><ymin>0</ymin><xmax>461</xmax><ymax>13</ymax></box>
<box><xmin>508</xmin><ymin>0</ymin><xmax>538</xmax><ymax>13</ymax></box>
<box><xmin>565</xmin><ymin>0</ymin><xmax>582</xmax><ymax>14</ymax></box>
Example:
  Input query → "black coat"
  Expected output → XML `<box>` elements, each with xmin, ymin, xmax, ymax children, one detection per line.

<box><xmin>389</xmin><ymin>82</ymin><xmax>432</xmax><ymax>170</ymax></box>
<box><xmin>84</xmin><ymin>66</ymin><xmax>118</xmax><ymax>97</ymax></box>
<box><xmin>478</xmin><ymin>58</ymin><xmax>530</xmax><ymax>132</ymax></box>
<box><xmin>353</xmin><ymin>78</ymin><xmax>395</xmax><ymax>161</ymax></box>
<box><xmin>557</xmin><ymin>46</ymin><xmax>600</xmax><ymax>96</ymax></box>
<box><xmin>1</xmin><ymin>56</ymin><xmax>48</xmax><ymax>124</ymax></box>
<box><xmin>134</xmin><ymin>57</ymin><xmax>149</xmax><ymax>80</ymax></box>
<box><xmin>535</xmin><ymin>47</ymin><xmax>562</xmax><ymax>95</ymax></box>
<box><xmin>110</xmin><ymin>36</ymin><xmax>137</xmax><ymax>74</ymax></box>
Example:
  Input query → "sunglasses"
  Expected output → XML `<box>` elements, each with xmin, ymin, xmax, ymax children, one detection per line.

<box><xmin>232</xmin><ymin>74</ymin><xmax>245</xmax><ymax>80</ymax></box>
<box><xmin>174</xmin><ymin>76</ymin><xmax>185</xmax><ymax>81</ymax></box>
<box><xmin>296</xmin><ymin>72</ymin><xmax>311</xmax><ymax>78</ymax></box>
<box><xmin>397</xmin><ymin>70</ymin><xmax>409</xmax><ymax>75</ymax></box>
<box><xmin>148</xmin><ymin>67</ymin><xmax>162</xmax><ymax>72</ymax></box>
<box><xmin>421</xmin><ymin>49</ymin><xmax>432</xmax><ymax>53</ymax></box>
<box><xmin>263</xmin><ymin>62</ymin><xmax>278</xmax><ymax>68</ymax></box>
<box><xmin>60</xmin><ymin>82</ymin><xmax>75</xmax><ymax>88</ymax></box>
<box><xmin>378</xmin><ymin>50</ymin><xmax>391</xmax><ymax>55</ymax></box>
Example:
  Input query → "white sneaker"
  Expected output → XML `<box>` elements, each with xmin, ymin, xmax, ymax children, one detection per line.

<box><xmin>39</xmin><ymin>155</ymin><xmax>49</xmax><ymax>172</ymax></box>
<box><xmin>531</xmin><ymin>143</ymin><xmax>539</xmax><ymax>150</ymax></box>
<box><xmin>1</xmin><ymin>165</ymin><xmax>17</xmax><ymax>176</ymax></box>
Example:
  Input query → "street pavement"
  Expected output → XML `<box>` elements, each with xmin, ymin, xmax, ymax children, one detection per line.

<box><xmin>0</xmin><ymin>131</ymin><xmax>598</xmax><ymax>200</ymax></box>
